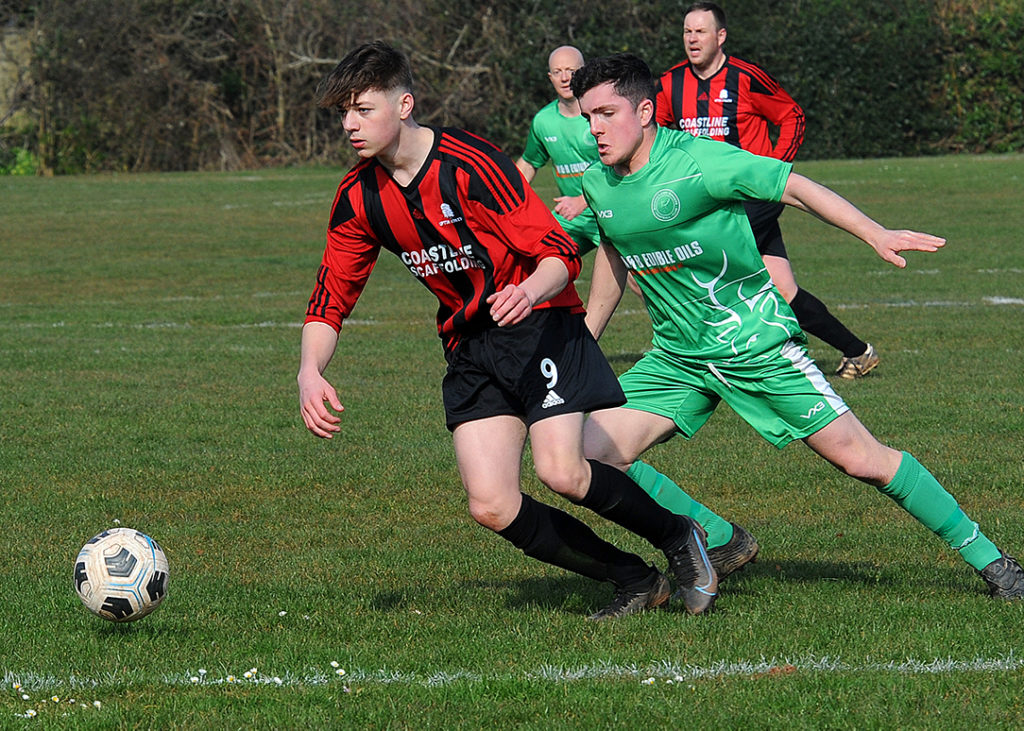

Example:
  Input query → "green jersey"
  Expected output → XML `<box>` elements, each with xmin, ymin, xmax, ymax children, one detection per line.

<box><xmin>522</xmin><ymin>100</ymin><xmax>598</xmax><ymax>198</ymax></box>
<box><xmin>582</xmin><ymin>127</ymin><xmax>799</xmax><ymax>362</ymax></box>
<box><xmin>522</xmin><ymin>100</ymin><xmax>602</xmax><ymax>252</ymax></box>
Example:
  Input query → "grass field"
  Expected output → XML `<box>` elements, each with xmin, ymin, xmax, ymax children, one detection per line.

<box><xmin>1</xmin><ymin>154</ymin><xmax>1023</xmax><ymax>728</ymax></box>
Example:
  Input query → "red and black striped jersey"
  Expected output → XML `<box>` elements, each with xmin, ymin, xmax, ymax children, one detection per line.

<box><xmin>305</xmin><ymin>127</ymin><xmax>583</xmax><ymax>352</ymax></box>
<box><xmin>655</xmin><ymin>56</ymin><xmax>805</xmax><ymax>161</ymax></box>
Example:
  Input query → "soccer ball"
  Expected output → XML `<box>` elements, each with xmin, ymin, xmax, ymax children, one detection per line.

<box><xmin>74</xmin><ymin>528</ymin><xmax>169</xmax><ymax>622</ymax></box>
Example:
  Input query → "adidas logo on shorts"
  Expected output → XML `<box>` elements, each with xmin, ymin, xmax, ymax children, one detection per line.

<box><xmin>541</xmin><ymin>390</ymin><xmax>565</xmax><ymax>409</ymax></box>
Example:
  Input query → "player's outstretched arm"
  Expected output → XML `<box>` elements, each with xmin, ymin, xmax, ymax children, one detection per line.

<box><xmin>585</xmin><ymin>242</ymin><xmax>628</xmax><ymax>340</ymax></box>
<box><xmin>781</xmin><ymin>173</ymin><xmax>946</xmax><ymax>269</ymax></box>
<box><xmin>297</xmin><ymin>321</ymin><xmax>345</xmax><ymax>439</ymax></box>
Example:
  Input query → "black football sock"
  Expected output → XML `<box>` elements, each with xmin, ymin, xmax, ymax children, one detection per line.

<box><xmin>497</xmin><ymin>493</ymin><xmax>653</xmax><ymax>589</ymax></box>
<box><xmin>789</xmin><ymin>287</ymin><xmax>867</xmax><ymax>358</ymax></box>
<box><xmin>577</xmin><ymin>459</ymin><xmax>683</xmax><ymax>551</ymax></box>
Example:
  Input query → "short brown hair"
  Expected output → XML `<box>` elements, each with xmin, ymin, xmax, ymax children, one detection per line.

<box><xmin>316</xmin><ymin>40</ymin><xmax>414</xmax><ymax>109</ymax></box>
<box><xmin>570</xmin><ymin>53</ymin><xmax>656</xmax><ymax>109</ymax></box>
<box><xmin>684</xmin><ymin>2</ymin><xmax>727</xmax><ymax>31</ymax></box>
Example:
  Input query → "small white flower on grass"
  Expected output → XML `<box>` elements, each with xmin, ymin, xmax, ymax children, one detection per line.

<box><xmin>198</xmin><ymin>669</ymin><xmax>207</xmax><ymax>676</ymax></box>
<box><xmin>51</xmin><ymin>696</ymin><xmax>60</xmax><ymax>703</ymax></box>
<box><xmin>12</xmin><ymin>683</ymin><xmax>21</xmax><ymax>690</ymax></box>
<box><xmin>335</xmin><ymin>668</ymin><xmax>346</xmax><ymax>677</ymax></box>
<box><xmin>113</xmin><ymin>518</ymin><xmax>121</xmax><ymax>524</ymax></box>
<box><xmin>21</xmin><ymin>694</ymin><xmax>29</xmax><ymax>700</ymax></box>
<box><xmin>330</xmin><ymin>661</ymin><xmax>339</xmax><ymax>668</ymax></box>
<box><xmin>24</xmin><ymin>709</ymin><xmax>37</xmax><ymax>718</ymax></box>
<box><xmin>278</xmin><ymin>610</ymin><xmax>287</xmax><ymax>617</ymax></box>
<box><xmin>190</xmin><ymin>677</ymin><xmax>200</xmax><ymax>684</ymax></box>
<box><xmin>273</xmin><ymin>677</ymin><xmax>282</xmax><ymax>685</ymax></box>
<box><xmin>674</xmin><ymin>675</ymin><xmax>684</xmax><ymax>683</ymax></box>
<box><xmin>93</xmin><ymin>700</ymin><xmax>102</xmax><ymax>709</ymax></box>
<box><xmin>641</xmin><ymin>677</ymin><xmax>655</xmax><ymax>685</ymax></box>
<box><xmin>226</xmin><ymin>675</ymin><xmax>236</xmax><ymax>683</ymax></box>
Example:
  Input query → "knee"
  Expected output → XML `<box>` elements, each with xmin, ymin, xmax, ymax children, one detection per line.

<box><xmin>830</xmin><ymin>453</ymin><xmax>872</xmax><ymax>482</ymax></box>
<box><xmin>829</xmin><ymin>443</ymin><xmax>901</xmax><ymax>486</ymax></box>
<box><xmin>776</xmin><ymin>282</ymin><xmax>798</xmax><ymax>303</ymax></box>
<box><xmin>467</xmin><ymin>495</ymin><xmax>520</xmax><ymax>532</ymax></box>
<box><xmin>534</xmin><ymin>459</ymin><xmax>590</xmax><ymax>501</ymax></box>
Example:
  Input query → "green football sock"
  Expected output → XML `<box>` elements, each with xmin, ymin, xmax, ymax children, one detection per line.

<box><xmin>878</xmin><ymin>452</ymin><xmax>1000</xmax><ymax>570</ymax></box>
<box><xmin>626</xmin><ymin>460</ymin><xmax>733</xmax><ymax>549</ymax></box>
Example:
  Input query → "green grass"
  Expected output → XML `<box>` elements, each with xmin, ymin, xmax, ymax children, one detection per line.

<box><xmin>1</xmin><ymin>155</ymin><xmax>1023</xmax><ymax>728</ymax></box>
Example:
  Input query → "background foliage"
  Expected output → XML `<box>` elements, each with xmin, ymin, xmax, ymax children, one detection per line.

<box><xmin>1</xmin><ymin>0</ymin><xmax>1021</xmax><ymax>174</ymax></box>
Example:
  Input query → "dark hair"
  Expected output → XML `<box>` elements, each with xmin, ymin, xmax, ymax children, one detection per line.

<box><xmin>316</xmin><ymin>40</ymin><xmax>414</xmax><ymax>109</ymax></box>
<box><xmin>570</xmin><ymin>53</ymin><xmax>657</xmax><ymax>108</ymax></box>
<box><xmin>684</xmin><ymin>2</ymin><xmax>727</xmax><ymax>31</ymax></box>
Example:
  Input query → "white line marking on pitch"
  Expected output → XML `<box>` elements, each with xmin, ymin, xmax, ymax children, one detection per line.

<box><xmin>1</xmin><ymin>298</ymin><xmax>1019</xmax><ymax>332</ymax></box>
<box><xmin>5</xmin><ymin>654</ymin><xmax>1023</xmax><ymax>691</ymax></box>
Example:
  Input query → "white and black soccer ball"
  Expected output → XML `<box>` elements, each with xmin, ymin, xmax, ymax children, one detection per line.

<box><xmin>74</xmin><ymin>528</ymin><xmax>169</xmax><ymax>622</ymax></box>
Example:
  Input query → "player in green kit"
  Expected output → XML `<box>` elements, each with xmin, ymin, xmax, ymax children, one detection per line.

<box><xmin>520</xmin><ymin>45</ymin><xmax>747</xmax><ymax>575</ymax></box>
<box><xmin>571</xmin><ymin>53</ymin><xmax>1024</xmax><ymax>600</ymax></box>
<box><xmin>516</xmin><ymin>45</ymin><xmax>602</xmax><ymax>255</ymax></box>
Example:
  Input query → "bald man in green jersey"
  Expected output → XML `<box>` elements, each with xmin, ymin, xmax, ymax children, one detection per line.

<box><xmin>571</xmin><ymin>52</ymin><xmax>1024</xmax><ymax>601</ymax></box>
<box><xmin>516</xmin><ymin>45</ymin><xmax>602</xmax><ymax>254</ymax></box>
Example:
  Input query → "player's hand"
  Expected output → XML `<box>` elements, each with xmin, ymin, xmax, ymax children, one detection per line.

<box><xmin>872</xmin><ymin>229</ymin><xmax>946</xmax><ymax>268</ymax></box>
<box><xmin>298</xmin><ymin>371</ymin><xmax>344</xmax><ymax>439</ymax></box>
<box><xmin>553</xmin><ymin>195</ymin><xmax>588</xmax><ymax>222</ymax></box>
<box><xmin>487</xmin><ymin>284</ymin><xmax>533</xmax><ymax>327</ymax></box>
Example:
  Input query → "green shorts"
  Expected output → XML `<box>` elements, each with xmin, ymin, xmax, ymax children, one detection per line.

<box><xmin>618</xmin><ymin>340</ymin><xmax>849</xmax><ymax>448</ymax></box>
<box><xmin>555</xmin><ymin>210</ymin><xmax>601</xmax><ymax>256</ymax></box>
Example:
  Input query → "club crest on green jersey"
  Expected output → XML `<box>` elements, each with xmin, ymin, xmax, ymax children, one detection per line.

<box><xmin>651</xmin><ymin>189</ymin><xmax>681</xmax><ymax>222</ymax></box>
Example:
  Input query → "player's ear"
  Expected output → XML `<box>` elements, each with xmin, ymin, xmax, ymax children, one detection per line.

<box><xmin>398</xmin><ymin>91</ymin><xmax>415</xmax><ymax>120</ymax></box>
<box><xmin>637</xmin><ymin>97</ymin><xmax>655</xmax><ymax>126</ymax></box>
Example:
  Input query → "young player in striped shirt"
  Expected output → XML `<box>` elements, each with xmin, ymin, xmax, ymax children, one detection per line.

<box><xmin>297</xmin><ymin>41</ymin><xmax>718</xmax><ymax>620</ymax></box>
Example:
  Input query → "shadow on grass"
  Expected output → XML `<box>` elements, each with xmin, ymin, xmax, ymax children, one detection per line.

<box><xmin>737</xmin><ymin>558</ymin><xmax>890</xmax><ymax>585</ymax></box>
<box><xmin>95</xmin><ymin>622</ymin><xmax>141</xmax><ymax>636</ymax></box>
<box><xmin>464</xmin><ymin>559</ymin><xmax>897</xmax><ymax>609</ymax></box>
<box><xmin>368</xmin><ymin>558</ymin><xmax>947</xmax><ymax>616</ymax></box>
<box><xmin>371</xmin><ymin>576</ymin><xmax>605</xmax><ymax>614</ymax></box>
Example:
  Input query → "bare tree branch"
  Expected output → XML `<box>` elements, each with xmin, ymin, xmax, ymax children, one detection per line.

<box><xmin>285</xmin><ymin>51</ymin><xmax>339</xmax><ymax>70</ymax></box>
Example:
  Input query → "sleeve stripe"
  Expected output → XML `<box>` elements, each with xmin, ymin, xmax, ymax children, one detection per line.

<box><xmin>440</xmin><ymin>133</ymin><xmax>519</xmax><ymax>212</ymax></box>
<box><xmin>439</xmin><ymin>132</ymin><xmax>522</xmax><ymax>213</ymax></box>
<box><xmin>337</xmin><ymin>159</ymin><xmax>371</xmax><ymax>193</ymax></box>
<box><xmin>542</xmin><ymin>228</ymin><xmax>581</xmax><ymax>263</ymax></box>
<box><xmin>778</xmin><ymin>112</ymin><xmax>805</xmax><ymax>161</ymax></box>
<box><xmin>306</xmin><ymin>264</ymin><xmax>331</xmax><ymax>318</ymax></box>
<box><xmin>731</xmin><ymin>57</ymin><xmax>781</xmax><ymax>94</ymax></box>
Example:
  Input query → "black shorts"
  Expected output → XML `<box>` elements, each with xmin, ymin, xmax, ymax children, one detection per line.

<box><xmin>442</xmin><ymin>309</ymin><xmax>626</xmax><ymax>431</ymax></box>
<box><xmin>743</xmin><ymin>200</ymin><xmax>788</xmax><ymax>259</ymax></box>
